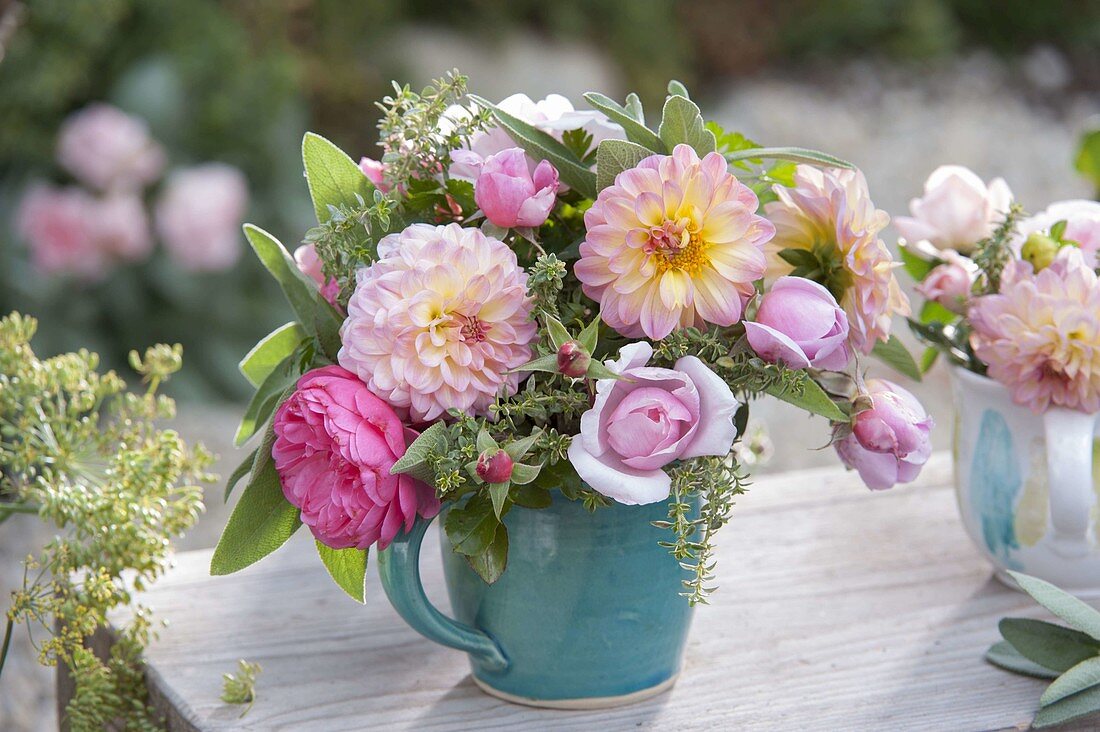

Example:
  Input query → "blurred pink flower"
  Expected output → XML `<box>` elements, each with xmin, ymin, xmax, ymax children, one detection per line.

<box><xmin>339</xmin><ymin>223</ymin><xmax>537</xmax><ymax>422</ymax></box>
<box><xmin>16</xmin><ymin>185</ymin><xmax>105</xmax><ymax>279</ymax></box>
<box><xmin>894</xmin><ymin>165</ymin><xmax>1012</xmax><ymax>256</ymax></box>
<box><xmin>916</xmin><ymin>251</ymin><xmax>975</xmax><ymax>314</ymax></box>
<box><xmin>359</xmin><ymin>156</ymin><xmax>390</xmax><ymax>192</ymax></box>
<box><xmin>88</xmin><ymin>193</ymin><xmax>153</xmax><ymax>262</ymax></box>
<box><xmin>293</xmin><ymin>243</ymin><xmax>342</xmax><ymax>309</ymax></box>
<box><xmin>575</xmin><ymin>144</ymin><xmax>773</xmax><ymax>340</ymax></box>
<box><xmin>1013</xmin><ymin>200</ymin><xmax>1100</xmax><ymax>268</ymax></box>
<box><xmin>272</xmin><ymin>365</ymin><xmax>440</xmax><ymax>550</ymax></box>
<box><xmin>766</xmin><ymin>165</ymin><xmax>909</xmax><ymax>354</ymax></box>
<box><xmin>155</xmin><ymin>163</ymin><xmax>249</xmax><ymax>272</ymax></box>
<box><xmin>745</xmin><ymin>276</ymin><xmax>850</xmax><ymax>370</ymax></box>
<box><xmin>969</xmin><ymin>249</ymin><xmax>1100</xmax><ymax>413</ymax></box>
<box><xmin>448</xmin><ymin>93</ymin><xmax>623</xmax><ymax>180</ymax></box>
<box><xmin>568</xmin><ymin>342</ymin><xmax>739</xmax><ymax>505</ymax></box>
<box><xmin>835</xmin><ymin>379</ymin><xmax>933</xmax><ymax>490</ymax></box>
<box><xmin>56</xmin><ymin>103</ymin><xmax>166</xmax><ymax>192</ymax></box>
<box><xmin>474</xmin><ymin>148</ymin><xmax>559</xmax><ymax>228</ymax></box>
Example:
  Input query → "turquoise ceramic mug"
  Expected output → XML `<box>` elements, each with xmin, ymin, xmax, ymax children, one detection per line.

<box><xmin>376</xmin><ymin>489</ymin><xmax>698</xmax><ymax>708</ymax></box>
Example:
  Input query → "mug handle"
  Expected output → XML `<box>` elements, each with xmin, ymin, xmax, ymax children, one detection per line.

<box><xmin>1043</xmin><ymin>408</ymin><xmax>1097</xmax><ymax>558</ymax></box>
<box><xmin>376</xmin><ymin>515</ymin><xmax>508</xmax><ymax>671</ymax></box>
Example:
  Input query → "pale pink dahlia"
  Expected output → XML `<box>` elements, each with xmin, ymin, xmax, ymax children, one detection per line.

<box><xmin>575</xmin><ymin>144</ymin><xmax>774</xmax><ymax>340</ymax></box>
<box><xmin>969</xmin><ymin>249</ymin><xmax>1100</xmax><ymax>414</ymax></box>
<box><xmin>765</xmin><ymin>165</ymin><xmax>910</xmax><ymax>354</ymax></box>
<box><xmin>338</xmin><ymin>223</ymin><xmax>537</xmax><ymax>422</ymax></box>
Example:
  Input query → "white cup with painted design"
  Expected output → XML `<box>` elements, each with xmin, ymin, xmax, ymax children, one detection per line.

<box><xmin>951</xmin><ymin>366</ymin><xmax>1100</xmax><ymax>595</ymax></box>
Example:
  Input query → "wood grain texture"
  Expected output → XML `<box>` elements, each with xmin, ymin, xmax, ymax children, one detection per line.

<box><xmin>103</xmin><ymin>453</ymin><xmax>1099</xmax><ymax>731</ymax></box>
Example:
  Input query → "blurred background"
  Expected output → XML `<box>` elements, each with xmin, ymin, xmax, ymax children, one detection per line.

<box><xmin>1</xmin><ymin>0</ymin><xmax>1099</xmax><ymax>728</ymax></box>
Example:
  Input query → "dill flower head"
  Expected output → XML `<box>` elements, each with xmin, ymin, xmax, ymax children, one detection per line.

<box><xmin>574</xmin><ymin>143</ymin><xmax>774</xmax><ymax>340</ymax></box>
<box><xmin>765</xmin><ymin>165</ymin><xmax>910</xmax><ymax>354</ymax></box>
<box><xmin>969</xmin><ymin>249</ymin><xmax>1100</xmax><ymax>413</ymax></box>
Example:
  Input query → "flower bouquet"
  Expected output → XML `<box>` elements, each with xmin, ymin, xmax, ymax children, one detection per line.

<box><xmin>212</xmin><ymin>71</ymin><xmax>928</xmax><ymax>707</ymax></box>
<box><xmin>898</xmin><ymin>166</ymin><xmax>1100</xmax><ymax>592</ymax></box>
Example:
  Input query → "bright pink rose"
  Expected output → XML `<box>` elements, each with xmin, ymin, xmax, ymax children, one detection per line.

<box><xmin>293</xmin><ymin>243</ymin><xmax>342</xmax><ymax>309</ymax></box>
<box><xmin>568</xmin><ymin>342</ymin><xmax>739</xmax><ymax>505</ymax></box>
<box><xmin>272</xmin><ymin>365</ymin><xmax>440</xmax><ymax>550</ymax></box>
<box><xmin>155</xmin><ymin>163</ymin><xmax>249</xmax><ymax>271</ymax></box>
<box><xmin>359</xmin><ymin>157</ymin><xmax>390</xmax><ymax>192</ymax></box>
<box><xmin>917</xmin><ymin>256</ymin><xmax>974</xmax><ymax>314</ymax></box>
<box><xmin>745</xmin><ymin>276</ymin><xmax>850</xmax><ymax>370</ymax></box>
<box><xmin>88</xmin><ymin>193</ymin><xmax>153</xmax><ymax>262</ymax></box>
<box><xmin>474</xmin><ymin>148</ymin><xmax>559</xmax><ymax>228</ymax></box>
<box><xmin>56</xmin><ymin>103</ymin><xmax>165</xmax><ymax>192</ymax></box>
<box><xmin>16</xmin><ymin>185</ymin><xmax>106</xmax><ymax>279</ymax></box>
<box><xmin>835</xmin><ymin>379</ymin><xmax>933</xmax><ymax>490</ymax></box>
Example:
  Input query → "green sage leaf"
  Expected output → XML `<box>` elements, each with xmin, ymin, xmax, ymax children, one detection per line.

<box><xmin>391</xmin><ymin>422</ymin><xmax>448</xmax><ymax>477</ymax></box>
<box><xmin>1042</xmin><ymin>656</ymin><xmax>1100</xmax><ymax>707</ymax></box>
<box><xmin>224</xmin><ymin>448</ymin><xmax>259</xmax><ymax>504</ymax></box>
<box><xmin>316</xmin><ymin>540</ymin><xmax>367</xmax><ymax>603</ymax></box>
<box><xmin>239</xmin><ymin>322</ymin><xmax>306</xmax><ymax>389</ymax></box>
<box><xmin>302</xmin><ymin>132</ymin><xmax>376</xmax><ymax>224</ymax></box>
<box><xmin>658</xmin><ymin>95</ymin><xmax>716</xmax><ymax>157</ymax></box>
<box><xmin>476</xmin><ymin>428</ymin><xmax>498</xmax><ymax>454</ymax></box>
<box><xmin>1009</xmin><ymin>571</ymin><xmax>1100</xmax><ymax>641</ymax></box>
<box><xmin>244</xmin><ymin>224</ymin><xmax>322</xmax><ymax>334</ymax></box>
<box><xmin>211</xmin><ymin>458</ymin><xmax>301</xmax><ymax>575</ymax></box>
<box><xmin>985</xmin><ymin>640</ymin><xmax>1059</xmax><ymax>680</ymax></box>
<box><xmin>667</xmin><ymin>80</ymin><xmax>691</xmax><ymax>99</ymax></box>
<box><xmin>596</xmin><ymin>139</ymin><xmax>657</xmax><ymax>192</ymax></box>
<box><xmin>235</xmin><ymin>362</ymin><xmax>294</xmax><ymax>447</ymax></box>
<box><xmin>583</xmin><ymin>92</ymin><xmax>665</xmax><ymax>153</ymax></box>
<box><xmin>724</xmin><ymin>146</ymin><xmax>853</xmax><ymax>169</ymax></box>
<box><xmin>999</xmin><ymin>618</ymin><xmax>1100</xmax><ymax>673</ymax></box>
<box><xmin>871</xmin><ymin>334</ymin><xmax>923</xmax><ymax>382</ymax></box>
<box><xmin>1033</xmin><ymin>684</ymin><xmax>1100</xmax><ymax>728</ymax></box>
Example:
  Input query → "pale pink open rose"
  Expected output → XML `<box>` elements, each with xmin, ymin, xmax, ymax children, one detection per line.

<box><xmin>16</xmin><ymin>185</ymin><xmax>106</xmax><ymax>279</ymax></box>
<box><xmin>835</xmin><ymin>379</ymin><xmax>933</xmax><ymax>490</ymax></box>
<box><xmin>894</xmin><ymin>165</ymin><xmax>1013</xmax><ymax>256</ymax></box>
<box><xmin>293</xmin><ymin>243</ymin><xmax>342</xmax><ymax>309</ymax></box>
<box><xmin>155</xmin><ymin>163</ymin><xmax>249</xmax><ymax>272</ymax></box>
<box><xmin>56</xmin><ymin>103</ymin><xmax>166</xmax><ymax>192</ymax></box>
<box><xmin>272</xmin><ymin>365</ymin><xmax>440</xmax><ymax>550</ymax></box>
<box><xmin>474</xmin><ymin>148</ymin><xmax>559</xmax><ymax>228</ymax></box>
<box><xmin>745</xmin><ymin>276</ymin><xmax>850</xmax><ymax>370</ymax></box>
<box><xmin>88</xmin><ymin>193</ymin><xmax>153</xmax><ymax>262</ymax></box>
<box><xmin>568</xmin><ymin>342</ymin><xmax>739</xmax><ymax>505</ymax></box>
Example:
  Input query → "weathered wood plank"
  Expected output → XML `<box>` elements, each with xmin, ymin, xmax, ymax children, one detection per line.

<box><xmin>105</xmin><ymin>453</ymin><xmax>1097</xmax><ymax>731</ymax></box>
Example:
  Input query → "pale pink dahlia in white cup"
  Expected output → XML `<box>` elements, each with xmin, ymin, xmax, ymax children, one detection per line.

<box><xmin>765</xmin><ymin>165</ymin><xmax>910</xmax><ymax>354</ymax></box>
<box><xmin>969</xmin><ymin>249</ymin><xmax>1100</xmax><ymax>414</ymax></box>
<box><xmin>338</xmin><ymin>223</ymin><xmax>537</xmax><ymax>422</ymax></box>
<box><xmin>574</xmin><ymin>143</ymin><xmax>774</xmax><ymax>340</ymax></box>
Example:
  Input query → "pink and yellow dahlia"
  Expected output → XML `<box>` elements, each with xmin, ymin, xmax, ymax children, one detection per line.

<box><xmin>969</xmin><ymin>249</ymin><xmax>1100</xmax><ymax>414</ymax></box>
<box><xmin>338</xmin><ymin>223</ymin><xmax>537</xmax><ymax>422</ymax></box>
<box><xmin>765</xmin><ymin>165</ymin><xmax>909</xmax><ymax>353</ymax></box>
<box><xmin>574</xmin><ymin>144</ymin><xmax>774</xmax><ymax>340</ymax></box>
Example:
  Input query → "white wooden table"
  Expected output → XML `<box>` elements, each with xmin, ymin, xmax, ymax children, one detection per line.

<box><xmin>98</xmin><ymin>452</ymin><xmax>1096</xmax><ymax>731</ymax></box>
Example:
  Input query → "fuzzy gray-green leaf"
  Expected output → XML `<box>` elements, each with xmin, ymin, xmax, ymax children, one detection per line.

<box><xmin>239</xmin><ymin>322</ymin><xmax>306</xmax><ymax>389</ymax></box>
<box><xmin>315</xmin><ymin>541</ymin><xmax>368</xmax><ymax>603</ymax></box>
<box><xmin>1033</xmin><ymin>684</ymin><xmax>1100</xmax><ymax>728</ymax></box>
<box><xmin>596</xmin><ymin>139</ymin><xmax>657</xmax><ymax>192</ymax></box>
<box><xmin>211</xmin><ymin>459</ymin><xmax>302</xmax><ymax>575</ymax></box>
<box><xmin>724</xmin><ymin>146</ymin><xmax>853</xmax><ymax>169</ymax></box>
<box><xmin>244</xmin><ymin>224</ymin><xmax>322</xmax><ymax>334</ymax></box>
<box><xmin>985</xmin><ymin>640</ymin><xmax>1060</xmax><ymax>679</ymax></box>
<box><xmin>658</xmin><ymin>95</ymin><xmax>716</xmax><ymax>157</ymax></box>
<box><xmin>302</xmin><ymin>132</ymin><xmax>376</xmax><ymax>224</ymax></box>
<box><xmin>582</xmin><ymin>92</ymin><xmax>665</xmax><ymax>153</ymax></box>
<box><xmin>391</xmin><ymin>422</ymin><xmax>448</xmax><ymax>477</ymax></box>
<box><xmin>1009</xmin><ymin>572</ymin><xmax>1100</xmax><ymax>641</ymax></box>
<box><xmin>1042</xmin><ymin>656</ymin><xmax>1100</xmax><ymax>707</ymax></box>
<box><xmin>999</xmin><ymin>618</ymin><xmax>1100</xmax><ymax>673</ymax></box>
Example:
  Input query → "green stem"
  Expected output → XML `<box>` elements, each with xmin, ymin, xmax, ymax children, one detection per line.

<box><xmin>0</xmin><ymin>503</ymin><xmax>39</xmax><ymax>519</ymax></box>
<box><xmin>0</xmin><ymin>616</ymin><xmax>13</xmax><ymax>682</ymax></box>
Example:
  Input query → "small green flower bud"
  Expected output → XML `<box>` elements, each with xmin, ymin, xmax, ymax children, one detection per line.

<box><xmin>1021</xmin><ymin>232</ymin><xmax>1059</xmax><ymax>272</ymax></box>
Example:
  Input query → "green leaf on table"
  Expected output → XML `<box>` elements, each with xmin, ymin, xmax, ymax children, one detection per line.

<box><xmin>765</xmin><ymin>372</ymin><xmax>847</xmax><ymax>422</ymax></box>
<box><xmin>302</xmin><ymin>132</ymin><xmax>376</xmax><ymax>224</ymax></box>
<box><xmin>999</xmin><ymin>618</ymin><xmax>1100</xmax><ymax>673</ymax></box>
<box><xmin>1042</xmin><ymin>656</ymin><xmax>1100</xmax><ymax>707</ymax></box>
<box><xmin>390</xmin><ymin>422</ymin><xmax>447</xmax><ymax>486</ymax></box>
<box><xmin>315</xmin><ymin>540</ymin><xmax>367</xmax><ymax>603</ymax></box>
<box><xmin>235</xmin><ymin>367</ymin><xmax>294</xmax><ymax>446</ymax></box>
<box><xmin>724</xmin><ymin>146</ymin><xmax>853</xmax><ymax>170</ymax></box>
<box><xmin>468</xmin><ymin>94</ymin><xmax>596</xmax><ymax>198</ymax></box>
<box><xmin>596</xmin><ymin>139</ymin><xmax>657</xmax><ymax>192</ymax></box>
<box><xmin>583</xmin><ymin>92</ymin><xmax>665</xmax><ymax>153</ymax></box>
<box><xmin>239</xmin><ymin>322</ymin><xmax>306</xmax><ymax>389</ymax></box>
<box><xmin>224</xmin><ymin>448</ymin><xmax>259</xmax><ymax>504</ymax></box>
<box><xmin>443</xmin><ymin>493</ymin><xmax>501</xmax><ymax>556</ymax></box>
<box><xmin>871</xmin><ymin>335</ymin><xmax>922</xmax><ymax>382</ymax></box>
<box><xmin>465</xmin><ymin>522</ymin><xmax>509</xmax><ymax>585</ymax></box>
<box><xmin>658</xmin><ymin>95</ymin><xmax>716</xmax><ymax>157</ymax></box>
<box><xmin>1033</xmin><ymin>684</ymin><xmax>1100</xmax><ymax>728</ymax></box>
<box><xmin>899</xmin><ymin>245</ymin><xmax>937</xmax><ymax>281</ymax></box>
<box><xmin>985</xmin><ymin>640</ymin><xmax>1060</xmax><ymax>680</ymax></box>
<box><xmin>211</xmin><ymin>458</ymin><xmax>302</xmax><ymax>575</ymax></box>
<box><xmin>488</xmin><ymin>481</ymin><xmax>510</xmax><ymax>519</ymax></box>
<box><xmin>244</xmin><ymin>224</ymin><xmax>322</xmax><ymax>333</ymax></box>
<box><xmin>1009</xmin><ymin>571</ymin><xmax>1100</xmax><ymax>641</ymax></box>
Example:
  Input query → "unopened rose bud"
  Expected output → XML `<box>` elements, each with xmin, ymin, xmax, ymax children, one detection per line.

<box><xmin>556</xmin><ymin>340</ymin><xmax>591</xmax><ymax>378</ymax></box>
<box><xmin>476</xmin><ymin>448</ymin><xmax>514</xmax><ymax>484</ymax></box>
<box><xmin>1021</xmin><ymin>232</ymin><xmax>1059</xmax><ymax>272</ymax></box>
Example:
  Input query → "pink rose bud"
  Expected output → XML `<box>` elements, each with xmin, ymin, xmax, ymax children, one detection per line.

<box><xmin>476</xmin><ymin>448</ymin><xmax>514</xmax><ymax>484</ymax></box>
<box><xmin>359</xmin><ymin>156</ymin><xmax>390</xmax><ymax>192</ymax></box>
<box><xmin>916</xmin><ymin>259</ymin><xmax>974</xmax><ymax>313</ymax></box>
<box><xmin>474</xmin><ymin>147</ymin><xmax>559</xmax><ymax>228</ymax></box>
<box><xmin>556</xmin><ymin>340</ymin><xmax>591</xmax><ymax>378</ymax></box>
<box><xmin>744</xmin><ymin>276</ymin><xmax>850</xmax><ymax>370</ymax></box>
<box><xmin>293</xmin><ymin>243</ymin><xmax>342</xmax><ymax>310</ymax></box>
<box><xmin>835</xmin><ymin>379</ymin><xmax>933</xmax><ymax>491</ymax></box>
